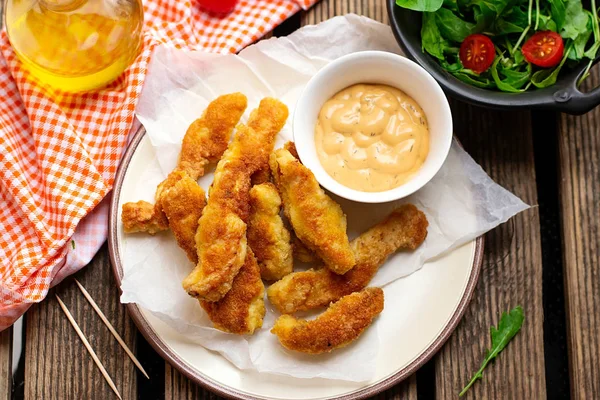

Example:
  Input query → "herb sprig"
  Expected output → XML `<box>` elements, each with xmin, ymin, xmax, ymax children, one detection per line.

<box><xmin>459</xmin><ymin>306</ymin><xmax>525</xmax><ymax>396</ymax></box>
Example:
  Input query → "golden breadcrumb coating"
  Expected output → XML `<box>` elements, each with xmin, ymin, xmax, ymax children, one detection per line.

<box><xmin>121</xmin><ymin>200</ymin><xmax>168</xmax><ymax>234</ymax></box>
<box><xmin>183</xmin><ymin>98</ymin><xmax>289</xmax><ymax>302</ymax></box>
<box><xmin>283</xmin><ymin>141</ymin><xmax>299</xmax><ymax>159</ymax></box>
<box><xmin>251</xmin><ymin>166</ymin><xmax>271</xmax><ymax>186</ymax></box>
<box><xmin>200</xmin><ymin>248</ymin><xmax>265</xmax><ymax>335</ymax></box>
<box><xmin>271</xmin><ymin>287</ymin><xmax>384</xmax><ymax>354</ymax></box>
<box><xmin>159</xmin><ymin>171</ymin><xmax>207</xmax><ymax>263</ymax></box>
<box><xmin>267</xmin><ymin>204</ymin><xmax>428</xmax><ymax>314</ymax></box>
<box><xmin>121</xmin><ymin>93</ymin><xmax>247</xmax><ymax>238</ymax></box>
<box><xmin>269</xmin><ymin>148</ymin><xmax>355</xmax><ymax>275</ymax></box>
<box><xmin>247</xmin><ymin>183</ymin><xmax>293</xmax><ymax>281</ymax></box>
<box><xmin>178</xmin><ymin>93</ymin><xmax>249</xmax><ymax>180</ymax></box>
<box><xmin>291</xmin><ymin>234</ymin><xmax>318</xmax><ymax>263</ymax></box>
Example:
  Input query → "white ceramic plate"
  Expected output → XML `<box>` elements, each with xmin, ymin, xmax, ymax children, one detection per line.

<box><xmin>109</xmin><ymin>128</ymin><xmax>483</xmax><ymax>400</ymax></box>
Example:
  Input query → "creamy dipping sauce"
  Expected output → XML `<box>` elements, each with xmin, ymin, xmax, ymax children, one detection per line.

<box><xmin>315</xmin><ymin>83</ymin><xmax>429</xmax><ymax>192</ymax></box>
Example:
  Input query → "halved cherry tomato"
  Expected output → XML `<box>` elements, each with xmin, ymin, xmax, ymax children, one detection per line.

<box><xmin>198</xmin><ymin>0</ymin><xmax>238</xmax><ymax>14</ymax></box>
<box><xmin>459</xmin><ymin>34</ymin><xmax>496</xmax><ymax>74</ymax></box>
<box><xmin>521</xmin><ymin>31</ymin><xmax>564</xmax><ymax>68</ymax></box>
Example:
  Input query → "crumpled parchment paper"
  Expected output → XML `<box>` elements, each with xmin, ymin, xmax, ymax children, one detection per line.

<box><xmin>120</xmin><ymin>14</ymin><xmax>529</xmax><ymax>382</ymax></box>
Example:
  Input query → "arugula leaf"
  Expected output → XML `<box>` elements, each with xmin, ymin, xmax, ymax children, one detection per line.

<box><xmin>441</xmin><ymin>59</ymin><xmax>464</xmax><ymax>72</ymax></box>
<box><xmin>561</xmin><ymin>0</ymin><xmax>590</xmax><ymax>39</ymax></box>
<box><xmin>443</xmin><ymin>0</ymin><xmax>462</xmax><ymax>14</ymax></box>
<box><xmin>396</xmin><ymin>0</ymin><xmax>444</xmax><ymax>12</ymax></box>
<box><xmin>535</xmin><ymin>13</ymin><xmax>558</xmax><ymax>31</ymax></box>
<box><xmin>570</xmin><ymin>28</ymin><xmax>593</xmax><ymax>59</ymax></box>
<box><xmin>491</xmin><ymin>57</ymin><xmax>531</xmax><ymax>92</ymax></box>
<box><xmin>421</xmin><ymin>12</ymin><xmax>449</xmax><ymax>60</ymax></box>
<box><xmin>71</xmin><ymin>240</ymin><xmax>76</xmax><ymax>250</ymax></box>
<box><xmin>459</xmin><ymin>306</ymin><xmax>525</xmax><ymax>397</ymax></box>
<box><xmin>452</xmin><ymin>71</ymin><xmax>497</xmax><ymax>88</ymax></box>
<box><xmin>495</xmin><ymin>19</ymin><xmax>526</xmax><ymax>34</ymax></box>
<box><xmin>549</xmin><ymin>0</ymin><xmax>566</xmax><ymax>31</ymax></box>
<box><xmin>531</xmin><ymin>43</ymin><xmax>571</xmax><ymax>88</ymax></box>
<box><xmin>436</xmin><ymin>8</ymin><xmax>477</xmax><ymax>42</ymax></box>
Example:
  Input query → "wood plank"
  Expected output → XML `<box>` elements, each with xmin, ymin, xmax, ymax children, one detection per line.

<box><xmin>0</xmin><ymin>327</ymin><xmax>11</xmax><ymax>400</ymax></box>
<box><xmin>165</xmin><ymin>363</ymin><xmax>417</xmax><ymax>400</ymax></box>
<box><xmin>557</xmin><ymin>68</ymin><xmax>600</xmax><ymax>399</ymax></box>
<box><xmin>435</xmin><ymin>106</ymin><xmax>546</xmax><ymax>399</ymax></box>
<box><xmin>24</xmin><ymin>244</ymin><xmax>138</xmax><ymax>400</ymax></box>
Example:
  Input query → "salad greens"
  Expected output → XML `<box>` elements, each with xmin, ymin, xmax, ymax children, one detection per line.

<box><xmin>396</xmin><ymin>0</ymin><xmax>600</xmax><ymax>91</ymax></box>
<box><xmin>459</xmin><ymin>306</ymin><xmax>525</xmax><ymax>396</ymax></box>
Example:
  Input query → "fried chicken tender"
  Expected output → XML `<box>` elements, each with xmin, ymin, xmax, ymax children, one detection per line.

<box><xmin>248</xmin><ymin>183</ymin><xmax>293</xmax><ymax>281</ymax></box>
<box><xmin>121</xmin><ymin>200</ymin><xmax>169</xmax><ymax>234</ymax></box>
<box><xmin>292</xmin><ymin>234</ymin><xmax>318</xmax><ymax>263</ymax></box>
<box><xmin>183</xmin><ymin>98</ymin><xmax>289</xmax><ymax>302</ymax></box>
<box><xmin>200</xmin><ymin>249</ymin><xmax>265</xmax><ymax>334</ymax></box>
<box><xmin>267</xmin><ymin>204</ymin><xmax>428</xmax><ymax>314</ymax></box>
<box><xmin>159</xmin><ymin>171</ymin><xmax>207</xmax><ymax>262</ymax></box>
<box><xmin>271</xmin><ymin>287</ymin><xmax>384</xmax><ymax>354</ymax></box>
<box><xmin>121</xmin><ymin>93</ymin><xmax>247</xmax><ymax>235</ymax></box>
<box><xmin>269</xmin><ymin>148</ymin><xmax>355</xmax><ymax>275</ymax></box>
<box><xmin>251</xmin><ymin>166</ymin><xmax>271</xmax><ymax>185</ymax></box>
<box><xmin>283</xmin><ymin>141</ymin><xmax>299</xmax><ymax>159</ymax></box>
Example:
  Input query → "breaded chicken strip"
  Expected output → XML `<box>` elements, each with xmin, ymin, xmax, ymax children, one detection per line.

<box><xmin>271</xmin><ymin>287</ymin><xmax>384</xmax><ymax>354</ymax></box>
<box><xmin>291</xmin><ymin>234</ymin><xmax>318</xmax><ymax>263</ymax></box>
<box><xmin>200</xmin><ymin>248</ymin><xmax>265</xmax><ymax>334</ymax></box>
<box><xmin>251</xmin><ymin>166</ymin><xmax>271</xmax><ymax>186</ymax></box>
<box><xmin>121</xmin><ymin>93</ymin><xmax>247</xmax><ymax>234</ymax></box>
<box><xmin>268</xmin><ymin>204</ymin><xmax>428</xmax><ymax>314</ymax></box>
<box><xmin>121</xmin><ymin>200</ymin><xmax>168</xmax><ymax>234</ymax></box>
<box><xmin>269</xmin><ymin>148</ymin><xmax>355</xmax><ymax>275</ymax></box>
<box><xmin>183</xmin><ymin>99</ymin><xmax>289</xmax><ymax>302</ymax></box>
<box><xmin>248</xmin><ymin>183</ymin><xmax>293</xmax><ymax>281</ymax></box>
<box><xmin>159</xmin><ymin>171</ymin><xmax>207</xmax><ymax>263</ymax></box>
<box><xmin>284</xmin><ymin>141</ymin><xmax>299</xmax><ymax>159</ymax></box>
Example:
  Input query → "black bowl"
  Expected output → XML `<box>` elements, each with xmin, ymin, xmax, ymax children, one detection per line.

<box><xmin>387</xmin><ymin>0</ymin><xmax>600</xmax><ymax>114</ymax></box>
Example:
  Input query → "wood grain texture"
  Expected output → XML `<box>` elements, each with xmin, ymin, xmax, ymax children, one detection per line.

<box><xmin>435</xmin><ymin>105</ymin><xmax>546</xmax><ymax>399</ymax></box>
<box><xmin>301</xmin><ymin>0</ymin><xmax>388</xmax><ymax>25</ymax></box>
<box><xmin>24</xmin><ymin>244</ymin><xmax>138</xmax><ymax>400</ymax></box>
<box><xmin>557</xmin><ymin>68</ymin><xmax>600</xmax><ymax>399</ymax></box>
<box><xmin>0</xmin><ymin>327</ymin><xmax>11</xmax><ymax>400</ymax></box>
<box><xmin>165</xmin><ymin>363</ymin><xmax>417</xmax><ymax>400</ymax></box>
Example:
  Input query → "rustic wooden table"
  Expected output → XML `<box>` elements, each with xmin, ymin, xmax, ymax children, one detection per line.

<box><xmin>1</xmin><ymin>0</ymin><xmax>599</xmax><ymax>399</ymax></box>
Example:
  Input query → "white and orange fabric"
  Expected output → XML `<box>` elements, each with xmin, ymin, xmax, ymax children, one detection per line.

<box><xmin>0</xmin><ymin>0</ymin><xmax>318</xmax><ymax>330</ymax></box>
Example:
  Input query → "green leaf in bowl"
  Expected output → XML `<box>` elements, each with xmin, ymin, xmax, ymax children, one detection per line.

<box><xmin>396</xmin><ymin>0</ymin><xmax>444</xmax><ymax>11</ymax></box>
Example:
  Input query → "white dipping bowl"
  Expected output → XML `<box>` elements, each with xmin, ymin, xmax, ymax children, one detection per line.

<box><xmin>293</xmin><ymin>51</ymin><xmax>453</xmax><ymax>203</ymax></box>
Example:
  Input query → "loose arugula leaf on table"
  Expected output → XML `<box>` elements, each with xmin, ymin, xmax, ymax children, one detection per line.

<box><xmin>459</xmin><ymin>306</ymin><xmax>525</xmax><ymax>397</ymax></box>
<box><xmin>396</xmin><ymin>0</ymin><xmax>444</xmax><ymax>12</ymax></box>
<box><xmin>436</xmin><ymin>8</ymin><xmax>477</xmax><ymax>42</ymax></box>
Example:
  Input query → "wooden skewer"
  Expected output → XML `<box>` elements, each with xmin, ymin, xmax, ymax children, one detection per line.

<box><xmin>74</xmin><ymin>279</ymin><xmax>150</xmax><ymax>379</ymax></box>
<box><xmin>55</xmin><ymin>294</ymin><xmax>123</xmax><ymax>400</ymax></box>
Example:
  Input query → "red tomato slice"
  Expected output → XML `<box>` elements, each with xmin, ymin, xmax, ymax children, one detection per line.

<box><xmin>459</xmin><ymin>34</ymin><xmax>496</xmax><ymax>74</ymax></box>
<box><xmin>521</xmin><ymin>31</ymin><xmax>564</xmax><ymax>68</ymax></box>
<box><xmin>198</xmin><ymin>0</ymin><xmax>238</xmax><ymax>13</ymax></box>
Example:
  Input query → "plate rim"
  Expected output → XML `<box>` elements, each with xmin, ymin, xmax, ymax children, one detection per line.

<box><xmin>108</xmin><ymin>126</ymin><xmax>485</xmax><ymax>400</ymax></box>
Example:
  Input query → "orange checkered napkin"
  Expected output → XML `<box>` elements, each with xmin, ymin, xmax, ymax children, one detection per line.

<box><xmin>0</xmin><ymin>0</ymin><xmax>318</xmax><ymax>330</ymax></box>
